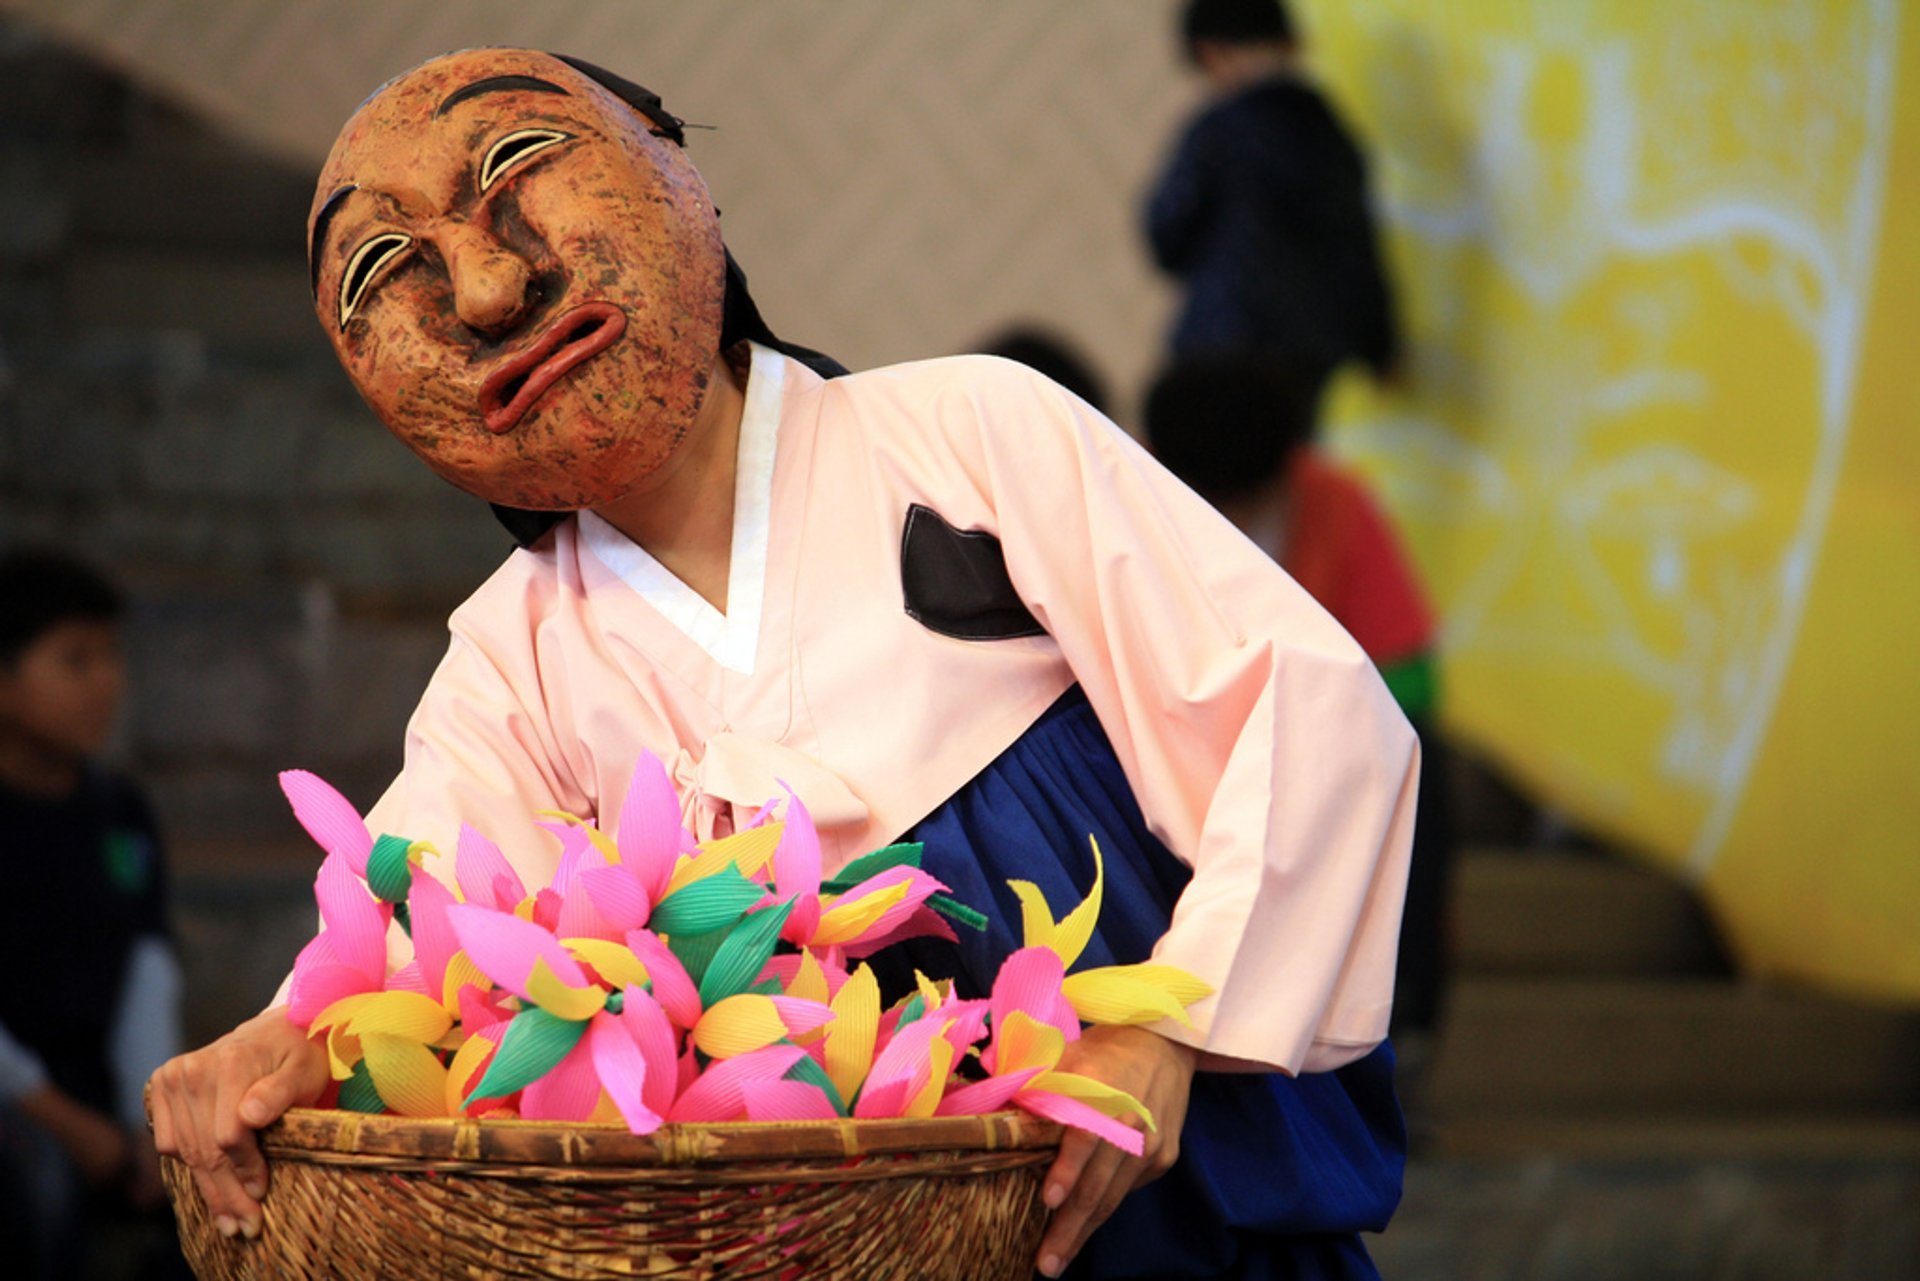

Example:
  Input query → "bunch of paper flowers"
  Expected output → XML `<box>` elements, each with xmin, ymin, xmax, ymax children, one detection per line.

<box><xmin>279</xmin><ymin>754</ymin><xmax>1210</xmax><ymax>1157</ymax></box>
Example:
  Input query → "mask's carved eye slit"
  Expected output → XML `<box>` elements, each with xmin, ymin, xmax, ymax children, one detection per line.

<box><xmin>479</xmin><ymin>128</ymin><xmax>572</xmax><ymax>192</ymax></box>
<box><xmin>338</xmin><ymin>233</ymin><xmax>413</xmax><ymax>328</ymax></box>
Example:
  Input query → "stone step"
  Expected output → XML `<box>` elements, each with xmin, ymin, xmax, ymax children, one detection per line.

<box><xmin>172</xmin><ymin>858</ymin><xmax>315</xmax><ymax>1047</ymax></box>
<box><xmin>73</xmin><ymin>150</ymin><xmax>310</xmax><ymax>254</ymax></box>
<box><xmin>1375</xmin><ymin>1137</ymin><xmax>1920</xmax><ymax>1281</ymax></box>
<box><xmin>66</xmin><ymin>244</ymin><xmax>313</xmax><ymax>345</ymax></box>
<box><xmin>1449</xmin><ymin>846</ymin><xmax>1728</xmax><ymax>979</ymax></box>
<box><xmin>1427</xmin><ymin>977</ymin><xmax>1920</xmax><ymax>1115</ymax></box>
<box><xmin>1423</xmin><ymin>1112</ymin><xmax>1920</xmax><ymax>1162</ymax></box>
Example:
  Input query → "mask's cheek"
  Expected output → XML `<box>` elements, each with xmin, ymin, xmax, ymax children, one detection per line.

<box><xmin>349</xmin><ymin>330</ymin><xmax>473</xmax><ymax>435</ymax></box>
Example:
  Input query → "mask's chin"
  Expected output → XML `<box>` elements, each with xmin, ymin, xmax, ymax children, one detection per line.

<box><xmin>436</xmin><ymin>437</ymin><xmax>676</xmax><ymax>514</ymax></box>
<box><xmin>449</xmin><ymin>473</ymin><xmax>625</xmax><ymax>514</ymax></box>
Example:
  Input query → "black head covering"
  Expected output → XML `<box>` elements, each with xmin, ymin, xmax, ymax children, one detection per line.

<box><xmin>487</xmin><ymin>57</ymin><xmax>846</xmax><ymax>549</ymax></box>
<box><xmin>1182</xmin><ymin>0</ymin><xmax>1294</xmax><ymax>51</ymax></box>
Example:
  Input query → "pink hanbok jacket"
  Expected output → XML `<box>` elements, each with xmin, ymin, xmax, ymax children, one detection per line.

<box><xmin>352</xmin><ymin>344</ymin><xmax>1418</xmax><ymax>1075</ymax></box>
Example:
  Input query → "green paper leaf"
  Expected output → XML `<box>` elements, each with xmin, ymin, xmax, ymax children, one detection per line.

<box><xmin>819</xmin><ymin>843</ymin><xmax>924</xmax><ymax>893</ymax></box>
<box><xmin>895</xmin><ymin>993</ymin><xmax>926</xmax><ymax>1028</ymax></box>
<box><xmin>927</xmin><ymin>893</ymin><xmax>989</xmax><ymax>932</ymax></box>
<box><xmin>784</xmin><ymin>1052</ymin><xmax>849</xmax><ymax>1117</ymax></box>
<box><xmin>464</xmin><ymin>1007</ymin><xmax>588</xmax><ymax>1105</ymax></box>
<box><xmin>338</xmin><ymin>1060</ymin><xmax>384</xmax><ymax>1114</ymax></box>
<box><xmin>818</xmin><ymin>843</ymin><xmax>988</xmax><ymax>932</ymax></box>
<box><xmin>666</xmin><ymin>926</ymin><xmax>729</xmax><ymax>987</ymax></box>
<box><xmin>367</xmin><ymin>833</ymin><xmax>414</xmax><ymax>903</ymax></box>
<box><xmin>650</xmin><ymin>865</ymin><xmax>767</xmax><ymax>936</ymax></box>
<box><xmin>745</xmin><ymin>978</ymin><xmax>784</xmax><ymax>997</ymax></box>
<box><xmin>697</xmin><ymin>899</ymin><xmax>796</xmax><ymax>1007</ymax></box>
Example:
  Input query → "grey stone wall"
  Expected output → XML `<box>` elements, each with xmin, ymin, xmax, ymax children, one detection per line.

<box><xmin>0</xmin><ymin>21</ymin><xmax>511</xmax><ymax>854</ymax></box>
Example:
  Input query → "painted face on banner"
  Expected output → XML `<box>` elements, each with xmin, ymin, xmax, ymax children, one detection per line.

<box><xmin>308</xmin><ymin>48</ymin><xmax>725</xmax><ymax>510</ymax></box>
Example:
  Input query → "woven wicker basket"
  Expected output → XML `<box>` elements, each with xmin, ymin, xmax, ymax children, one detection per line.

<box><xmin>161</xmin><ymin>1108</ymin><xmax>1062</xmax><ymax>1280</ymax></box>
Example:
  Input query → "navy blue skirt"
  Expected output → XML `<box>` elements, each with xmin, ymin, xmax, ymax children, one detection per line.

<box><xmin>877</xmin><ymin>687</ymin><xmax>1404</xmax><ymax>1279</ymax></box>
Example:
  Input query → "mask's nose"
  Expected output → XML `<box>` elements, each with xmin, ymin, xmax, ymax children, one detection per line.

<box><xmin>438</xmin><ymin>222</ymin><xmax>534</xmax><ymax>334</ymax></box>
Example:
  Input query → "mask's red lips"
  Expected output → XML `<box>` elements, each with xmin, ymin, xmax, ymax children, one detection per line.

<box><xmin>479</xmin><ymin>302</ymin><xmax>627</xmax><ymax>435</ymax></box>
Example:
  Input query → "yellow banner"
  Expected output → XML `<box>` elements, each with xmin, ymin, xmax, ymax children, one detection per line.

<box><xmin>1308</xmin><ymin>0</ymin><xmax>1920</xmax><ymax>1001</ymax></box>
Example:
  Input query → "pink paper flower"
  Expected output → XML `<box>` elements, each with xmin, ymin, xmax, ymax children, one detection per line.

<box><xmin>274</xmin><ymin>762</ymin><xmax>1211</xmax><ymax>1150</ymax></box>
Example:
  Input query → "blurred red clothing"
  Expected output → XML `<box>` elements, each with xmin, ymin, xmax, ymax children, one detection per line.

<box><xmin>1280</xmin><ymin>450</ymin><xmax>1434</xmax><ymax>669</ymax></box>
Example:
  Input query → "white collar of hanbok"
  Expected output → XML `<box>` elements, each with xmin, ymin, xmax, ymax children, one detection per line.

<box><xmin>578</xmin><ymin>342</ymin><xmax>785</xmax><ymax>676</ymax></box>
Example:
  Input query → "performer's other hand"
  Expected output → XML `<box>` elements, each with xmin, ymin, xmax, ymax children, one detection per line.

<box><xmin>1035</xmin><ymin>1024</ymin><xmax>1198</xmax><ymax>1278</ymax></box>
<box><xmin>15</xmin><ymin>1084</ymin><xmax>131</xmax><ymax>1188</ymax></box>
<box><xmin>146</xmin><ymin>1005</ymin><xmax>329</xmax><ymax>1241</ymax></box>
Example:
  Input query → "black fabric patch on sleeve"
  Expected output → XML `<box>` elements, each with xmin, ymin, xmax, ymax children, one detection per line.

<box><xmin>900</xmin><ymin>503</ymin><xmax>1046</xmax><ymax>641</ymax></box>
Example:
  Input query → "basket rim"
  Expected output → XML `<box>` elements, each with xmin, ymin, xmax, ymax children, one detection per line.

<box><xmin>264</xmin><ymin>1107</ymin><xmax>1064</xmax><ymax>1168</ymax></box>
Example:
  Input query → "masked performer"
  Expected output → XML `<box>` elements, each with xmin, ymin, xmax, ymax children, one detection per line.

<box><xmin>148</xmin><ymin>48</ymin><xmax>1417</xmax><ymax>1280</ymax></box>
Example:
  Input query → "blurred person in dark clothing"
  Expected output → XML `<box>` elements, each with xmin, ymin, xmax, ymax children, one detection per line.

<box><xmin>1146</xmin><ymin>0</ymin><xmax>1403</xmax><ymax>396</ymax></box>
<box><xmin>0</xmin><ymin>549</ymin><xmax>186</xmax><ymax>1279</ymax></box>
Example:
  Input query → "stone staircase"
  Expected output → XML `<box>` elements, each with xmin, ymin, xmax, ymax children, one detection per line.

<box><xmin>1374</xmin><ymin>845</ymin><xmax>1920</xmax><ymax>1280</ymax></box>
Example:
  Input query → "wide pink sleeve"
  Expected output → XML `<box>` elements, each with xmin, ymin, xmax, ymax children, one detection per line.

<box><xmin>341</xmin><ymin>556</ymin><xmax>599</xmax><ymax>984</ymax></box>
<box><xmin>362</xmin><ymin>579</ymin><xmax>597</xmax><ymax>882</ymax></box>
<box><xmin>267</xmin><ymin>560</ymin><xmax>587</xmax><ymax>1009</ymax></box>
<box><xmin>942</xmin><ymin>358</ymin><xmax>1419</xmax><ymax>1074</ymax></box>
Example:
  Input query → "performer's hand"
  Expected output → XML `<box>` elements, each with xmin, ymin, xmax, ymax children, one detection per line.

<box><xmin>146</xmin><ymin>1005</ymin><xmax>330</xmax><ymax>1241</ymax></box>
<box><xmin>1035</xmin><ymin>1025</ymin><xmax>1198</xmax><ymax>1278</ymax></box>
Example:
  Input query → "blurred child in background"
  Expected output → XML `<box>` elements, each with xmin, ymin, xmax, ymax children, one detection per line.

<box><xmin>0</xmin><ymin>549</ymin><xmax>184</xmax><ymax>1279</ymax></box>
